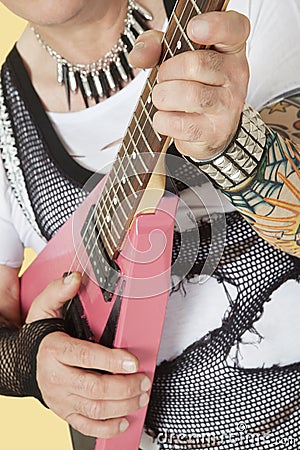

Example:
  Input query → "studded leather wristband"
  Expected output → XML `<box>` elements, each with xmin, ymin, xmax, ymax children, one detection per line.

<box><xmin>190</xmin><ymin>104</ymin><xmax>268</xmax><ymax>192</ymax></box>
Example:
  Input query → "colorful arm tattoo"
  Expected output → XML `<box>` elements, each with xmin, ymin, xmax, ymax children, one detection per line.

<box><xmin>222</xmin><ymin>93</ymin><xmax>300</xmax><ymax>257</ymax></box>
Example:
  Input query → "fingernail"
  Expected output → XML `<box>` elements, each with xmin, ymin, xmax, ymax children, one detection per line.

<box><xmin>63</xmin><ymin>273</ymin><xmax>77</xmax><ymax>285</ymax></box>
<box><xmin>130</xmin><ymin>41</ymin><xmax>145</xmax><ymax>55</ymax></box>
<box><xmin>141</xmin><ymin>377</ymin><xmax>151</xmax><ymax>392</ymax></box>
<box><xmin>190</xmin><ymin>16</ymin><xmax>209</xmax><ymax>39</ymax></box>
<box><xmin>122</xmin><ymin>359</ymin><xmax>137</xmax><ymax>373</ymax></box>
<box><xmin>119</xmin><ymin>418</ymin><xmax>129</xmax><ymax>433</ymax></box>
<box><xmin>139</xmin><ymin>393</ymin><xmax>149</xmax><ymax>408</ymax></box>
<box><xmin>133</xmin><ymin>41</ymin><xmax>145</xmax><ymax>50</ymax></box>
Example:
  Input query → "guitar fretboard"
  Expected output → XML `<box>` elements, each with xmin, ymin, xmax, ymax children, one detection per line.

<box><xmin>96</xmin><ymin>0</ymin><xmax>228</xmax><ymax>259</ymax></box>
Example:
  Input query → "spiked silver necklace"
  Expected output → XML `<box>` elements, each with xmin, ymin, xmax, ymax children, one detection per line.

<box><xmin>31</xmin><ymin>0</ymin><xmax>152</xmax><ymax>110</ymax></box>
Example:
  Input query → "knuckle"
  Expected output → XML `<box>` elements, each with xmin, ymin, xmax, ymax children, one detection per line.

<box><xmin>152</xmin><ymin>84</ymin><xmax>166</xmax><ymax>108</ymax></box>
<box><xmin>78</xmin><ymin>398</ymin><xmax>103</xmax><ymax>420</ymax></box>
<box><xmin>99</xmin><ymin>375</ymin><xmax>110</xmax><ymax>397</ymax></box>
<box><xmin>152</xmin><ymin>111</ymin><xmax>161</xmax><ymax>132</ymax></box>
<box><xmin>90</xmin><ymin>401</ymin><xmax>104</xmax><ymax>419</ymax></box>
<box><xmin>74</xmin><ymin>372</ymin><xmax>99</xmax><ymax>398</ymax></box>
<box><xmin>58</xmin><ymin>335</ymin><xmax>75</xmax><ymax>358</ymax></box>
<box><xmin>205</xmin><ymin>50</ymin><xmax>223</xmax><ymax>72</ymax></box>
<box><xmin>182</xmin><ymin>52</ymin><xmax>203</xmax><ymax>81</ymax></box>
<box><xmin>192</xmin><ymin>51</ymin><xmax>222</xmax><ymax>76</ymax></box>
<box><xmin>39</xmin><ymin>334</ymin><xmax>59</xmax><ymax>359</ymax></box>
<box><xmin>78</xmin><ymin>344</ymin><xmax>94</xmax><ymax>367</ymax></box>
<box><xmin>102</xmin><ymin>351</ymin><xmax>115</xmax><ymax>373</ymax></box>
<box><xmin>172</xmin><ymin>114</ymin><xmax>184</xmax><ymax>135</ymax></box>
<box><xmin>85</xmin><ymin>377</ymin><xmax>99</xmax><ymax>398</ymax></box>
<box><xmin>185</xmin><ymin>119</ymin><xmax>203</xmax><ymax>141</ymax></box>
<box><xmin>201</xmin><ymin>85</ymin><xmax>216</xmax><ymax>108</ymax></box>
<box><xmin>191</xmin><ymin>85</ymin><xmax>215</xmax><ymax>111</ymax></box>
<box><xmin>71</xmin><ymin>417</ymin><xmax>92</xmax><ymax>437</ymax></box>
<box><xmin>239</xmin><ymin>13</ymin><xmax>251</xmax><ymax>39</ymax></box>
<box><xmin>124</xmin><ymin>380</ymin><xmax>135</xmax><ymax>398</ymax></box>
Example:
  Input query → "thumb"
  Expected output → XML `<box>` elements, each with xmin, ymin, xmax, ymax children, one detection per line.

<box><xmin>187</xmin><ymin>10</ymin><xmax>250</xmax><ymax>54</ymax></box>
<box><xmin>25</xmin><ymin>272</ymin><xmax>82</xmax><ymax>323</ymax></box>
<box><xmin>128</xmin><ymin>29</ymin><xmax>163</xmax><ymax>68</ymax></box>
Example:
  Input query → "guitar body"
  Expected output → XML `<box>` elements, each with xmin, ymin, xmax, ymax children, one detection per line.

<box><xmin>21</xmin><ymin>176</ymin><xmax>178</xmax><ymax>450</ymax></box>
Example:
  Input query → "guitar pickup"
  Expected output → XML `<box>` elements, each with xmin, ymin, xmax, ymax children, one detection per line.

<box><xmin>81</xmin><ymin>206</ymin><xmax>120</xmax><ymax>301</ymax></box>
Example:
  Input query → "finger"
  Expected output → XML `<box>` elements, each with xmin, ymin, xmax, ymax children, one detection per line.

<box><xmin>68</xmin><ymin>414</ymin><xmax>129</xmax><ymax>439</ymax></box>
<box><xmin>25</xmin><ymin>272</ymin><xmax>82</xmax><ymax>323</ymax></box>
<box><xmin>153</xmin><ymin>109</ymin><xmax>233</xmax><ymax>143</ymax></box>
<box><xmin>72</xmin><ymin>392</ymin><xmax>149</xmax><ymax>420</ymax></box>
<box><xmin>47</xmin><ymin>332</ymin><xmax>140</xmax><ymax>373</ymax></box>
<box><xmin>153</xmin><ymin>110</ymin><xmax>237</xmax><ymax>159</ymax></box>
<box><xmin>128</xmin><ymin>29</ymin><xmax>163</xmax><ymax>68</ymax></box>
<box><xmin>69</xmin><ymin>369</ymin><xmax>151</xmax><ymax>400</ymax></box>
<box><xmin>153</xmin><ymin>80</ymin><xmax>225</xmax><ymax>114</ymax></box>
<box><xmin>157</xmin><ymin>49</ymin><xmax>226</xmax><ymax>85</ymax></box>
<box><xmin>187</xmin><ymin>10</ymin><xmax>250</xmax><ymax>53</ymax></box>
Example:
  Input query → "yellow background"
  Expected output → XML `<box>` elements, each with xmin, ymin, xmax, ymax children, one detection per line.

<box><xmin>0</xmin><ymin>5</ymin><xmax>72</xmax><ymax>450</ymax></box>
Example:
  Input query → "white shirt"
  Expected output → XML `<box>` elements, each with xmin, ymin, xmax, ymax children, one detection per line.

<box><xmin>1</xmin><ymin>0</ymin><xmax>300</xmax><ymax>373</ymax></box>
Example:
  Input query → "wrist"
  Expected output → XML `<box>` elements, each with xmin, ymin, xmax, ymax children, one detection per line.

<box><xmin>188</xmin><ymin>104</ymin><xmax>268</xmax><ymax>192</ymax></box>
<box><xmin>0</xmin><ymin>318</ymin><xmax>65</xmax><ymax>405</ymax></box>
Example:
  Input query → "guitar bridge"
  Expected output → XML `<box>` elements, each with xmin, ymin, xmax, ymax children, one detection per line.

<box><xmin>81</xmin><ymin>206</ymin><xmax>120</xmax><ymax>301</ymax></box>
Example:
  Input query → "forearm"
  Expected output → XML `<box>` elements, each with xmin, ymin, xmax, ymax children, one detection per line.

<box><xmin>193</xmin><ymin>97</ymin><xmax>300</xmax><ymax>257</ymax></box>
<box><xmin>222</xmin><ymin>126</ymin><xmax>300</xmax><ymax>256</ymax></box>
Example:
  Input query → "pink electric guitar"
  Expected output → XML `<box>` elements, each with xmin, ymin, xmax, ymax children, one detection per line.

<box><xmin>21</xmin><ymin>0</ymin><xmax>228</xmax><ymax>449</ymax></box>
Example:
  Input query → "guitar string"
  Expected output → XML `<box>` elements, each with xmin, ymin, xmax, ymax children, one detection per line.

<box><xmin>77</xmin><ymin>0</ymin><xmax>198</xmax><ymax>273</ymax></box>
<box><xmin>72</xmin><ymin>0</ymin><xmax>214</xmax><ymax>275</ymax></box>
<box><xmin>70</xmin><ymin>0</ymin><xmax>201</xmax><ymax>281</ymax></box>
<box><xmin>68</xmin><ymin>0</ymin><xmax>209</xmax><ymax>281</ymax></box>
<box><xmin>66</xmin><ymin>0</ymin><xmax>193</xmax><ymax>278</ymax></box>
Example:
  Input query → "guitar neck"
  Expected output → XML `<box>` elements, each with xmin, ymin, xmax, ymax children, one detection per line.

<box><xmin>97</xmin><ymin>0</ymin><xmax>228</xmax><ymax>259</ymax></box>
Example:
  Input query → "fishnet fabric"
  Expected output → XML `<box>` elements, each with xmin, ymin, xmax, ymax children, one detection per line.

<box><xmin>0</xmin><ymin>319</ymin><xmax>64</xmax><ymax>402</ymax></box>
<box><xmin>145</xmin><ymin>212</ymin><xmax>300</xmax><ymax>449</ymax></box>
<box><xmin>1</xmin><ymin>62</ymin><xmax>87</xmax><ymax>241</ymax></box>
<box><xmin>1</xmin><ymin>49</ymin><xmax>300</xmax><ymax>448</ymax></box>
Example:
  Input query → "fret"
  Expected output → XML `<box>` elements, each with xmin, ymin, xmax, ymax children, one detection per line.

<box><xmin>123</xmin><ymin>128</ymin><xmax>151</xmax><ymax>173</ymax></box>
<box><xmin>138</xmin><ymin>90</ymin><xmax>162</xmax><ymax>144</ymax></box>
<box><xmin>115</xmin><ymin>156</ymin><xmax>138</xmax><ymax>199</ymax></box>
<box><xmin>105</xmin><ymin>177</ymin><xmax>129</xmax><ymax>221</ymax></box>
<box><xmin>131</xmin><ymin>113</ymin><xmax>155</xmax><ymax>156</ymax></box>
<box><xmin>96</xmin><ymin>185</ymin><xmax>130</xmax><ymax>251</ymax></box>
<box><xmin>126</xmin><ymin>152</ymin><xmax>144</xmax><ymax>187</ymax></box>
<box><xmin>95</xmin><ymin>206</ymin><xmax>121</xmax><ymax>242</ymax></box>
<box><xmin>97</xmin><ymin>171</ymin><xmax>132</xmax><ymax>234</ymax></box>
<box><xmin>162</xmin><ymin>36</ymin><xmax>175</xmax><ymax>58</ymax></box>
<box><xmin>173</xmin><ymin>13</ymin><xmax>196</xmax><ymax>52</ymax></box>
<box><xmin>96</xmin><ymin>190</ymin><xmax>122</xmax><ymax>233</ymax></box>
<box><xmin>190</xmin><ymin>0</ymin><xmax>202</xmax><ymax>15</ymax></box>
<box><xmin>95</xmin><ymin>0</ymin><xmax>228</xmax><ymax>259</ymax></box>
<box><xmin>137</xmin><ymin>150</ymin><xmax>150</xmax><ymax>173</ymax></box>
<box><xmin>164</xmin><ymin>3</ymin><xmax>196</xmax><ymax>56</ymax></box>
<box><xmin>101</xmin><ymin>195</ymin><xmax>124</xmax><ymax>232</ymax></box>
<box><xmin>95</xmin><ymin>201</ymin><xmax>121</xmax><ymax>246</ymax></box>
<box><xmin>125</xmin><ymin>121</ymin><xmax>151</xmax><ymax>163</ymax></box>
